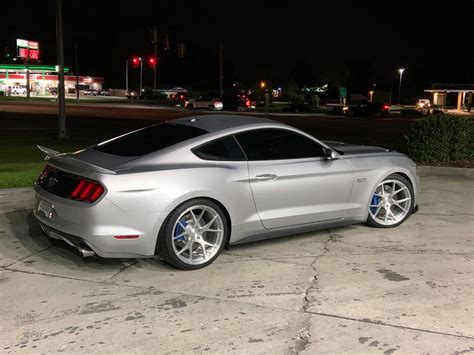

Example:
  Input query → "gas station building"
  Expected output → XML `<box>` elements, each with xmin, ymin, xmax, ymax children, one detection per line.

<box><xmin>0</xmin><ymin>64</ymin><xmax>104</xmax><ymax>96</ymax></box>
<box><xmin>424</xmin><ymin>83</ymin><xmax>473</xmax><ymax>111</ymax></box>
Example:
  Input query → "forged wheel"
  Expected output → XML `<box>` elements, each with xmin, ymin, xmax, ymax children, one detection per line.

<box><xmin>367</xmin><ymin>174</ymin><xmax>414</xmax><ymax>228</ymax></box>
<box><xmin>156</xmin><ymin>199</ymin><xmax>228</xmax><ymax>270</ymax></box>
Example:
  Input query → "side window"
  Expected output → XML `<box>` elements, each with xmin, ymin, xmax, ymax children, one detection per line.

<box><xmin>193</xmin><ymin>136</ymin><xmax>246</xmax><ymax>161</ymax></box>
<box><xmin>235</xmin><ymin>129</ymin><xmax>325</xmax><ymax>161</ymax></box>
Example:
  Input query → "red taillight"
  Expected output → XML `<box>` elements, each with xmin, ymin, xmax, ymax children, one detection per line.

<box><xmin>383</xmin><ymin>104</ymin><xmax>390</xmax><ymax>110</ymax></box>
<box><xmin>39</xmin><ymin>165</ymin><xmax>51</xmax><ymax>181</ymax></box>
<box><xmin>69</xmin><ymin>178</ymin><xmax>104</xmax><ymax>203</ymax></box>
<box><xmin>246</xmin><ymin>100</ymin><xmax>251</xmax><ymax>106</ymax></box>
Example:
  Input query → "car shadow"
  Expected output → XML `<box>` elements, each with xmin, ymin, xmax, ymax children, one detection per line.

<box><xmin>4</xmin><ymin>210</ymin><xmax>134</xmax><ymax>270</ymax></box>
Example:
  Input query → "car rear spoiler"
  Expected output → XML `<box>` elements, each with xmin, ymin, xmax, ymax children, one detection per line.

<box><xmin>37</xmin><ymin>145</ymin><xmax>116</xmax><ymax>175</ymax></box>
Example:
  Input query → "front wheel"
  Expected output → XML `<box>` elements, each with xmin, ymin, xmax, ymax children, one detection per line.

<box><xmin>156</xmin><ymin>199</ymin><xmax>228</xmax><ymax>270</ymax></box>
<box><xmin>366</xmin><ymin>174</ymin><xmax>414</xmax><ymax>228</ymax></box>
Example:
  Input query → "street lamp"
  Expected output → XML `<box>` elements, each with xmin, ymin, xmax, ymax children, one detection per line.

<box><xmin>369</xmin><ymin>90</ymin><xmax>374</xmax><ymax>102</ymax></box>
<box><xmin>260</xmin><ymin>81</ymin><xmax>266</xmax><ymax>89</ymax></box>
<box><xmin>398</xmin><ymin>68</ymin><xmax>405</xmax><ymax>105</ymax></box>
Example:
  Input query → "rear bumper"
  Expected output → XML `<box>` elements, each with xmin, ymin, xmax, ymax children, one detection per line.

<box><xmin>33</xmin><ymin>186</ymin><xmax>164</xmax><ymax>258</ymax></box>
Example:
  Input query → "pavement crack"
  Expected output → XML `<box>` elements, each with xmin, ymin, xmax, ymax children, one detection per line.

<box><xmin>286</xmin><ymin>314</ymin><xmax>312</xmax><ymax>355</ymax></box>
<box><xmin>301</xmin><ymin>231</ymin><xmax>333</xmax><ymax>313</ymax></box>
<box><xmin>294</xmin><ymin>231</ymin><xmax>334</xmax><ymax>353</ymax></box>
<box><xmin>308</xmin><ymin>311</ymin><xmax>474</xmax><ymax>340</ymax></box>
<box><xmin>108</xmin><ymin>259</ymin><xmax>138</xmax><ymax>280</ymax></box>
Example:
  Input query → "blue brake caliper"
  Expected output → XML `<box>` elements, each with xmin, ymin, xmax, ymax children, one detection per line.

<box><xmin>174</xmin><ymin>219</ymin><xmax>187</xmax><ymax>242</ymax></box>
<box><xmin>370</xmin><ymin>194</ymin><xmax>380</xmax><ymax>214</ymax></box>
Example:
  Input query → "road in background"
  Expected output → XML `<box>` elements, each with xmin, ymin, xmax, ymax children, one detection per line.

<box><xmin>0</xmin><ymin>101</ymin><xmax>417</xmax><ymax>153</ymax></box>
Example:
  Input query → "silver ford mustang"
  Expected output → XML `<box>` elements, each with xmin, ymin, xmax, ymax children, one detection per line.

<box><xmin>34</xmin><ymin>115</ymin><xmax>420</xmax><ymax>269</ymax></box>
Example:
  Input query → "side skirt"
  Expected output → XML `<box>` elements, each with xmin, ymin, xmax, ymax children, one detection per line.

<box><xmin>229</xmin><ymin>218</ymin><xmax>358</xmax><ymax>247</ymax></box>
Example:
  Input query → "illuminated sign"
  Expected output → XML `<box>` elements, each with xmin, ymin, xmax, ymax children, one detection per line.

<box><xmin>16</xmin><ymin>39</ymin><xmax>40</xmax><ymax>60</ymax></box>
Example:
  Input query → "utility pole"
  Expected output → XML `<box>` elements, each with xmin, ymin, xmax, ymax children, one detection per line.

<box><xmin>75</xmin><ymin>42</ymin><xmax>79</xmax><ymax>102</ymax></box>
<box><xmin>219</xmin><ymin>42</ymin><xmax>223</xmax><ymax>98</ymax></box>
<box><xmin>26</xmin><ymin>59</ymin><xmax>30</xmax><ymax>99</ymax></box>
<box><xmin>139</xmin><ymin>58</ymin><xmax>143</xmax><ymax>97</ymax></box>
<box><xmin>125</xmin><ymin>60</ymin><xmax>129</xmax><ymax>92</ymax></box>
<box><xmin>152</xmin><ymin>27</ymin><xmax>158</xmax><ymax>91</ymax></box>
<box><xmin>56</xmin><ymin>0</ymin><xmax>67</xmax><ymax>139</ymax></box>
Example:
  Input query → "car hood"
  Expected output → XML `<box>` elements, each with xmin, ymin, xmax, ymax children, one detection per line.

<box><xmin>323</xmin><ymin>141</ymin><xmax>392</xmax><ymax>155</ymax></box>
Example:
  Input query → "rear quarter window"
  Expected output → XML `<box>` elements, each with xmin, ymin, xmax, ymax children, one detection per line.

<box><xmin>94</xmin><ymin>123</ymin><xmax>208</xmax><ymax>157</ymax></box>
<box><xmin>193</xmin><ymin>136</ymin><xmax>246</xmax><ymax>161</ymax></box>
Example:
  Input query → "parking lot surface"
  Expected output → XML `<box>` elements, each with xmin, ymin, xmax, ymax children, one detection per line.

<box><xmin>0</xmin><ymin>174</ymin><xmax>473</xmax><ymax>354</ymax></box>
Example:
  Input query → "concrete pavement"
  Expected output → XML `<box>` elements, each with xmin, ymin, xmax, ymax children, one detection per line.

<box><xmin>0</xmin><ymin>174</ymin><xmax>473</xmax><ymax>353</ymax></box>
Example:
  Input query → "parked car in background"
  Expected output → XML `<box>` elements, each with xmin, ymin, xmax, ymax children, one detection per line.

<box><xmin>171</xmin><ymin>93</ymin><xmax>188</xmax><ymax>107</ymax></box>
<box><xmin>48</xmin><ymin>87</ymin><xmax>58</xmax><ymax>96</ymax></box>
<box><xmin>415</xmin><ymin>99</ymin><xmax>432</xmax><ymax>115</ymax></box>
<box><xmin>126</xmin><ymin>91</ymin><xmax>139</xmax><ymax>99</ymax></box>
<box><xmin>185</xmin><ymin>97</ymin><xmax>223</xmax><ymax>110</ymax></box>
<box><xmin>9</xmin><ymin>86</ymin><xmax>27</xmax><ymax>95</ymax></box>
<box><xmin>416</xmin><ymin>99</ymin><xmax>431</xmax><ymax>109</ymax></box>
<box><xmin>99</xmin><ymin>89</ymin><xmax>111</xmax><ymax>96</ymax></box>
<box><xmin>222</xmin><ymin>95</ymin><xmax>257</xmax><ymax>111</ymax></box>
<box><xmin>81</xmin><ymin>89</ymin><xmax>99</xmax><ymax>96</ymax></box>
<box><xmin>343</xmin><ymin>101</ymin><xmax>390</xmax><ymax>117</ymax></box>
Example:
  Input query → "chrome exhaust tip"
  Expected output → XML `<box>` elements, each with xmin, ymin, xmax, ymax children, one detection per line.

<box><xmin>78</xmin><ymin>243</ymin><xmax>95</xmax><ymax>257</ymax></box>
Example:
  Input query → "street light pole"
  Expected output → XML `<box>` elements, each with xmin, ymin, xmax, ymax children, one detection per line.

<box><xmin>125</xmin><ymin>60</ymin><xmax>129</xmax><ymax>93</ymax></box>
<box><xmin>153</xmin><ymin>44</ymin><xmax>157</xmax><ymax>91</ymax></box>
<box><xmin>139</xmin><ymin>57</ymin><xmax>143</xmax><ymax>98</ymax></box>
<box><xmin>398</xmin><ymin>68</ymin><xmax>405</xmax><ymax>105</ymax></box>
<box><xmin>56</xmin><ymin>0</ymin><xmax>67</xmax><ymax>139</ymax></box>
<box><xmin>75</xmin><ymin>42</ymin><xmax>79</xmax><ymax>102</ymax></box>
<box><xmin>219</xmin><ymin>42</ymin><xmax>223</xmax><ymax>98</ymax></box>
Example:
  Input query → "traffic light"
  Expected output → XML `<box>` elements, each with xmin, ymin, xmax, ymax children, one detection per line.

<box><xmin>132</xmin><ymin>57</ymin><xmax>140</xmax><ymax>68</ymax></box>
<box><xmin>148</xmin><ymin>57</ymin><xmax>157</xmax><ymax>68</ymax></box>
<box><xmin>177</xmin><ymin>43</ymin><xmax>185</xmax><ymax>58</ymax></box>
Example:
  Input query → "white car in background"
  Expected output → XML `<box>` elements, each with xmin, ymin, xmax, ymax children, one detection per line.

<box><xmin>185</xmin><ymin>97</ymin><xmax>223</xmax><ymax>111</ymax></box>
<box><xmin>9</xmin><ymin>86</ymin><xmax>27</xmax><ymax>95</ymax></box>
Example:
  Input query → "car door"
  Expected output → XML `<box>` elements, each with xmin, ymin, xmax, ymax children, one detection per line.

<box><xmin>196</xmin><ymin>98</ymin><xmax>208</xmax><ymax>109</ymax></box>
<box><xmin>235</xmin><ymin>128</ymin><xmax>354</xmax><ymax>229</ymax></box>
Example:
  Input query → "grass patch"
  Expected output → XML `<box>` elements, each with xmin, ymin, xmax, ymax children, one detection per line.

<box><xmin>0</xmin><ymin>132</ymin><xmax>105</xmax><ymax>189</ymax></box>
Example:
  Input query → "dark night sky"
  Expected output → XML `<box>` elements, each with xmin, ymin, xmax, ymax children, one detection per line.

<box><xmin>2</xmin><ymin>1</ymin><xmax>473</xmax><ymax>94</ymax></box>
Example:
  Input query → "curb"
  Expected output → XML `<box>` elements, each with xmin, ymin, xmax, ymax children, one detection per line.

<box><xmin>417</xmin><ymin>166</ymin><xmax>474</xmax><ymax>178</ymax></box>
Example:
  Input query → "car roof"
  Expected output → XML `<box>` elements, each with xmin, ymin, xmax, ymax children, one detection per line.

<box><xmin>172</xmin><ymin>114</ymin><xmax>278</xmax><ymax>133</ymax></box>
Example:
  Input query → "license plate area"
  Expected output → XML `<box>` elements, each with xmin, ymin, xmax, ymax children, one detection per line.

<box><xmin>37</xmin><ymin>199</ymin><xmax>54</xmax><ymax>219</ymax></box>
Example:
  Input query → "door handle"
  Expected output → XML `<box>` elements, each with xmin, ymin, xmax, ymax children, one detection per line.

<box><xmin>255</xmin><ymin>174</ymin><xmax>278</xmax><ymax>181</ymax></box>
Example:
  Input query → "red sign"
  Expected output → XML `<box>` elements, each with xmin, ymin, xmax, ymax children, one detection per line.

<box><xmin>16</xmin><ymin>39</ymin><xmax>40</xmax><ymax>61</ymax></box>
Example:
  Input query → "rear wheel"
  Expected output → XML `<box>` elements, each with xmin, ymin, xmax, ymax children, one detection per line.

<box><xmin>187</xmin><ymin>104</ymin><xmax>195</xmax><ymax>110</ymax></box>
<box><xmin>156</xmin><ymin>199</ymin><xmax>228</xmax><ymax>270</ymax></box>
<box><xmin>367</xmin><ymin>174</ymin><xmax>414</xmax><ymax>228</ymax></box>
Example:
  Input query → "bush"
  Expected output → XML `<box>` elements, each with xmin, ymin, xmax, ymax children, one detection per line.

<box><xmin>406</xmin><ymin>114</ymin><xmax>474</xmax><ymax>162</ymax></box>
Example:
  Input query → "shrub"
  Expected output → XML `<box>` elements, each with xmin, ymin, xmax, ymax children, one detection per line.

<box><xmin>406</xmin><ymin>114</ymin><xmax>474</xmax><ymax>162</ymax></box>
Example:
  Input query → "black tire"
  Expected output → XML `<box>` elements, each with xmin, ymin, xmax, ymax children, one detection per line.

<box><xmin>208</xmin><ymin>105</ymin><xmax>214</xmax><ymax>111</ymax></box>
<box><xmin>366</xmin><ymin>174</ymin><xmax>414</xmax><ymax>228</ymax></box>
<box><xmin>156</xmin><ymin>198</ymin><xmax>229</xmax><ymax>270</ymax></box>
<box><xmin>187</xmin><ymin>104</ymin><xmax>194</xmax><ymax>110</ymax></box>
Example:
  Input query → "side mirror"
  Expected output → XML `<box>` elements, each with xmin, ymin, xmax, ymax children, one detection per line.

<box><xmin>324</xmin><ymin>148</ymin><xmax>338</xmax><ymax>161</ymax></box>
